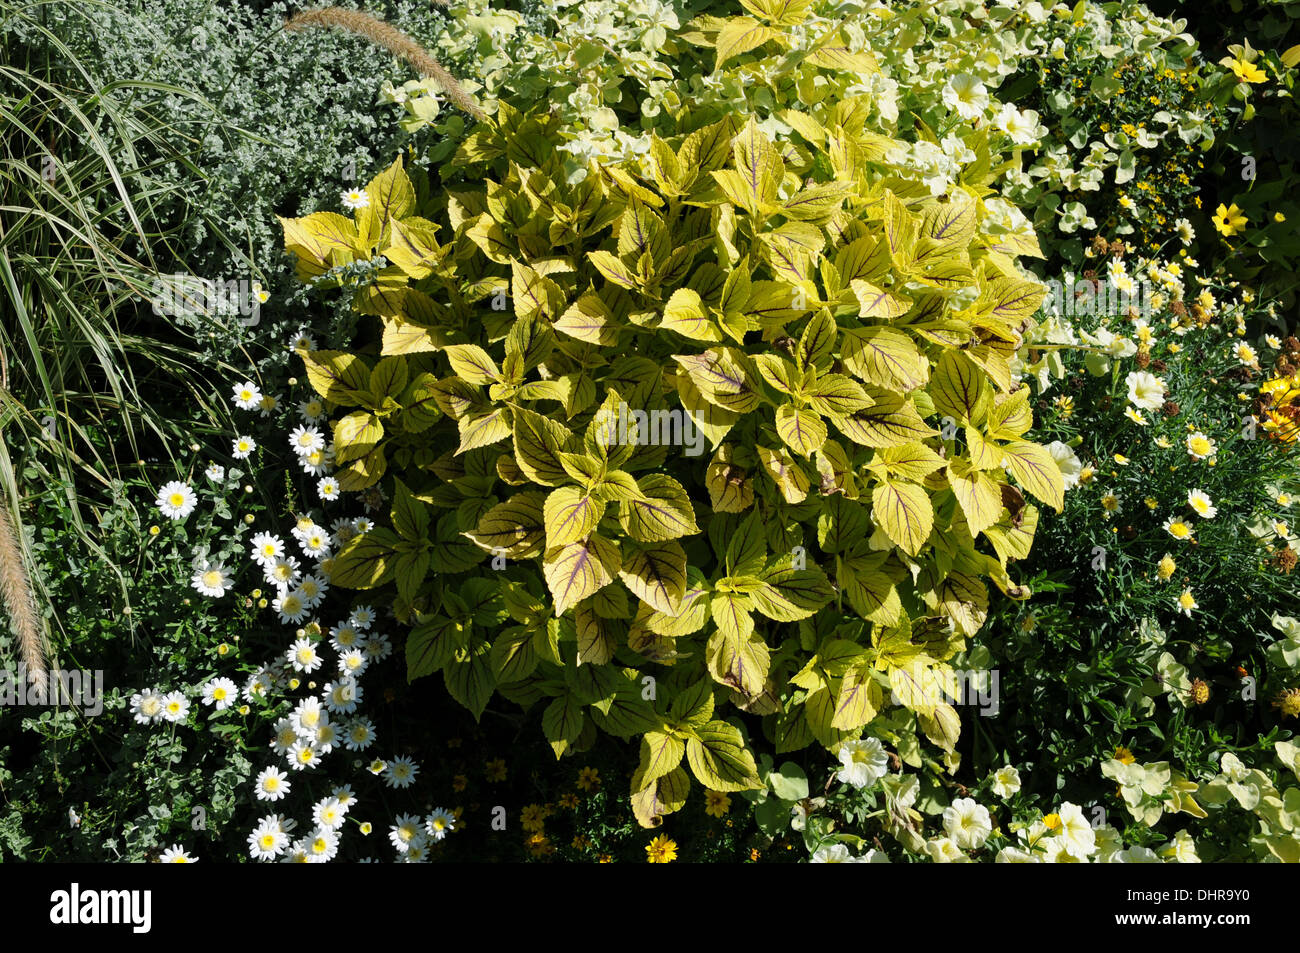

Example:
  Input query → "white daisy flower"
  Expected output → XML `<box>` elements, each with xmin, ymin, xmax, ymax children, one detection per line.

<box><xmin>291</xmin><ymin>697</ymin><xmax>326</xmax><ymax>736</ymax></box>
<box><xmin>205</xmin><ymin>463</ymin><xmax>225</xmax><ymax>482</ymax></box>
<box><xmin>201</xmin><ymin>677</ymin><xmax>239</xmax><ymax>710</ymax></box>
<box><xmin>232</xmin><ymin>435</ymin><xmax>256</xmax><ymax>459</ymax></box>
<box><xmin>243</xmin><ymin>671</ymin><xmax>272</xmax><ymax>704</ymax></box>
<box><xmin>287</xmin><ymin>329</ymin><xmax>317</xmax><ymax>353</ymax></box>
<box><xmin>290</xmin><ymin>425</ymin><xmax>326</xmax><ymax>458</ymax></box>
<box><xmin>288</xmin><ymin>741</ymin><xmax>322</xmax><ymax>771</ymax></box>
<box><xmin>343</xmin><ymin>717</ymin><xmax>376</xmax><ymax>751</ymax></box>
<box><xmin>341</xmin><ymin>188</ymin><xmax>370</xmax><ymax>210</ymax></box>
<box><xmin>232</xmin><ymin>381</ymin><xmax>263</xmax><ymax>410</ymax></box>
<box><xmin>190</xmin><ymin>561</ymin><xmax>232</xmax><ymax>598</ymax></box>
<box><xmin>389</xmin><ymin>814</ymin><xmax>423</xmax><ymax>853</ymax></box>
<box><xmin>313</xmin><ymin>721</ymin><xmax>341</xmax><ymax>754</ymax></box>
<box><xmin>1187</xmin><ymin>489</ymin><xmax>1217</xmax><ymax>519</ymax></box>
<box><xmin>297</xmin><ymin>573</ymin><xmax>328</xmax><ymax>608</ymax></box>
<box><xmin>271</xmin><ymin>718</ymin><xmax>300</xmax><ymax>756</ymax></box>
<box><xmin>299</xmin><ymin>398</ymin><xmax>326</xmax><ymax>423</ymax></box>
<box><xmin>287</xmin><ymin>637</ymin><xmax>322</xmax><ymax>673</ymax></box>
<box><xmin>156</xmin><ymin>481</ymin><xmax>197</xmax><ymax>520</ymax></box>
<box><xmin>385</xmin><ymin>755</ymin><xmax>419</xmax><ymax>789</ymax></box>
<box><xmin>330</xmin><ymin>623</ymin><xmax>363</xmax><ymax>651</ymax></box>
<box><xmin>313</xmin><ymin>797</ymin><xmax>347</xmax><ymax>831</ymax></box>
<box><xmin>322</xmin><ymin>678</ymin><xmax>361</xmax><ymax>715</ymax></box>
<box><xmin>304</xmin><ymin>826</ymin><xmax>339</xmax><ymax>863</ymax></box>
<box><xmin>249</xmin><ymin>532</ymin><xmax>285</xmax><ymax>566</ymax></box>
<box><xmin>317</xmin><ymin>477</ymin><xmax>341</xmax><ymax>501</ymax></box>
<box><xmin>298</xmin><ymin>527</ymin><xmax>331</xmax><ymax>560</ymax></box>
<box><xmin>255</xmin><ymin>766</ymin><xmax>291</xmax><ymax>802</ymax></box>
<box><xmin>299</xmin><ymin>448</ymin><xmax>331</xmax><ymax>477</ymax></box>
<box><xmin>160</xmin><ymin>690</ymin><xmax>189</xmax><ymax>724</ymax></box>
<box><xmin>248</xmin><ymin>822</ymin><xmax>289</xmax><ymax>861</ymax></box>
<box><xmin>158</xmin><ymin>845</ymin><xmax>197</xmax><ymax>863</ymax></box>
<box><xmin>338</xmin><ymin>649</ymin><xmax>369</xmax><ymax>677</ymax></box>
<box><xmin>130</xmin><ymin>688</ymin><xmax>165</xmax><ymax>724</ymax></box>
<box><xmin>425</xmin><ymin>808</ymin><xmax>456</xmax><ymax>841</ymax></box>
<box><xmin>275</xmin><ymin>590</ymin><xmax>310</xmax><ymax>626</ymax></box>
<box><xmin>264</xmin><ymin>555</ymin><xmax>302</xmax><ymax>588</ymax></box>
<box><xmin>363</xmin><ymin>634</ymin><xmax>393</xmax><ymax>661</ymax></box>
<box><xmin>349</xmin><ymin>605</ymin><xmax>376</xmax><ymax>629</ymax></box>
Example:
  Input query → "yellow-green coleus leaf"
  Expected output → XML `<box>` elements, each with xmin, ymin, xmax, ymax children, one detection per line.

<box><xmin>841</xmin><ymin>327</ymin><xmax>929</xmax><ymax>392</ymax></box>
<box><xmin>872</xmin><ymin>478</ymin><xmax>934</xmax><ymax>556</ymax></box>
<box><xmin>512</xmin><ymin>406</ymin><xmax>575</xmax><ymax>487</ymax></box>
<box><xmin>867</xmin><ymin>442</ymin><xmax>946</xmax><ymax>483</ymax></box>
<box><xmin>463</xmin><ymin>491</ymin><xmax>547</xmax><ymax>558</ymax></box>
<box><xmin>631</xmin><ymin>765</ymin><xmax>690</xmax><ymax>829</ymax></box>
<box><xmin>707</xmin><ymin>592</ymin><xmax>768</xmax><ymax>699</ymax></box>
<box><xmin>279</xmin><ymin>212</ymin><xmax>363</xmax><ymax>280</ymax></box>
<box><xmin>356</xmin><ymin>155</ymin><xmax>415</xmax><ymax>243</ymax></box>
<box><xmin>830</xmin><ymin>391</ymin><xmax>937</xmax><ymax>448</ymax></box>
<box><xmin>999</xmin><ymin>439</ymin><xmax>1065</xmax><ymax>513</ymax></box>
<box><xmin>542</xmin><ymin>535</ymin><xmax>622</xmax><ymax>616</ymax></box>
<box><xmin>802</xmin><ymin>373</ymin><xmax>873</xmax><ymax>417</ymax></box>
<box><xmin>775</xmin><ymin>403</ymin><xmax>827</xmax><ymax>457</ymax></box>
<box><xmin>301</xmin><ymin>350</ymin><xmax>370</xmax><ymax>405</ymax></box>
<box><xmin>443</xmin><ymin>344</ymin><xmax>500</xmax><ymax>386</ymax></box>
<box><xmin>946</xmin><ymin>456</ymin><xmax>1003</xmax><ymax>536</ymax></box>
<box><xmin>756</xmin><ymin>443</ymin><xmax>810</xmax><ymax>504</ymax></box>
<box><xmin>544</xmin><ymin>486</ymin><xmax>606</xmax><ymax>548</ymax></box>
<box><xmin>830</xmin><ymin>664</ymin><xmax>883</xmax><ymax>731</ymax></box>
<box><xmin>673</xmin><ymin>349</ymin><xmax>761</xmax><ymax>414</ymax></box>
<box><xmin>619</xmin><ymin>474</ymin><xmax>699</xmax><ymax>542</ymax></box>
<box><xmin>659</xmin><ymin>288</ymin><xmax>720</xmax><ymax>341</ymax></box>
<box><xmin>751</xmin><ymin>564</ymin><xmax>834</xmax><ymax>621</ymax></box>
<box><xmin>619</xmin><ymin>540</ymin><xmax>688</xmax><ymax>615</ymax></box>
<box><xmin>714</xmin><ymin>17</ymin><xmax>778</xmax><ymax>71</ymax></box>
<box><xmin>684</xmin><ymin>720</ymin><xmax>762</xmax><ymax>792</ymax></box>
<box><xmin>634</xmin><ymin>730</ymin><xmax>687</xmax><ymax>790</ymax></box>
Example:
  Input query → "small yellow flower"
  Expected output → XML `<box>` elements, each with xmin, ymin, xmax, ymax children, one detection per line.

<box><xmin>1275</xmin><ymin>212</ymin><xmax>1286</xmax><ymax>223</ymax></box>
<box><xmin>1053</xmin><ymin>395</ymin><xmax>1075</xmax><ymax>418</ymax></box>
<box><xmin>1177</xmin><ymin>588</ymin><xmax>1198</xmax><ymax>616</ymax></box>
<box><xmin>576</xmin><ymin>766</ymin><xmax>601</xmax><ymax>792</ymax></box>
<box><xmin>1115</xmin><ymin>746</ymin><xmax>1136</xmax><ymax>765</ymax></box>
<box><xmin>705</xmin><ymin>790</ymin><xmax>732</xmax><ymax>818</ymax></box>
<box><xmin>485</xmin><ymin>758</ymin><xmax>507</xmax><ymax>782</ymax></box>
<box><xmin>646</xmin><ymin>835</ymin><xmax>678</xmax><ymax>863</ymax></box>
<box><xmin>1157</xmin><ymin>553</ymin><xmax>1176</xmax><ymax>581</ymax></box>
<box><xmin>1227</xmin><ymin>57</ymin><xmax>1267</xmax><ymax>84</ymax></box>
<box><xmin>521</xmin><ymin>804</ymin><xmax>547</xmax><ymax>833</ymax></box>
<box><xmin>1043</xmin><ymin>813</ymin><xmax>1061</xmax><ymax>830</ymax></box>
<box><xmin>1114</xmin><ymin>453</ymin><xmax>1130</xmax><ymax>465</ymax></box>
<box><xmin>1212</xmin><ymin>203</ymin><xmax>1248</xmax><ymax>238</ymax></box>
<box><xmin>1078</xmin><ymin>465</ymin><xmax>1095</xmax><ymax>484</ymax></box>
<box><xmin>1144</xmin><ymin>496</ymin><xmax>1159</xmax><ymax>511</ymax></box>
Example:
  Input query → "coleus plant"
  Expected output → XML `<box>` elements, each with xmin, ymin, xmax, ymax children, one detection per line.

<box><xmin>278</xmin><ymin>3</ymin><xmax>1060</xmax><ymax>829</ymax></box>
